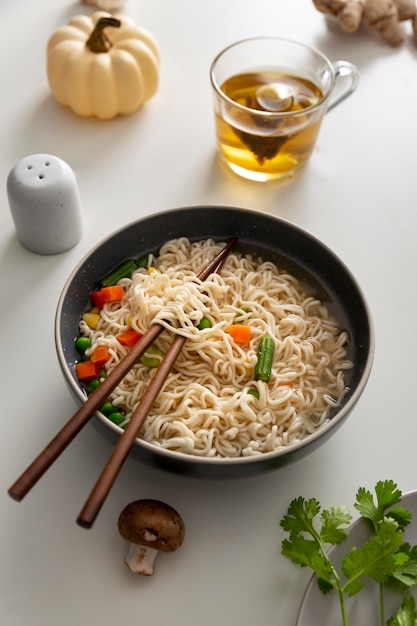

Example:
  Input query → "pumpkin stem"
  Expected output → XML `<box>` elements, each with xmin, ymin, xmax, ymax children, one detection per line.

<box><xmin>86</xmin><ymin>17</ymin><xmax>121</xmax><ymax>53</ymax></box>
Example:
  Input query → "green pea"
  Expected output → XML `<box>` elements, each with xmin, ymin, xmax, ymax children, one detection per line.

<box><xmin>100</xmin><ymin>401</ymin><xmax>116</xmax><ymax>416</ymax></box>
<box><xmin>197</xmin><ymin>317</ymin><xmax>212</xmax><ymax>330</ymax></box>
<box><xmin>236</xmin><ymin>310</ymin><xmax>250</xmax><ymax>323</ymax></box>
<box><xmin>108</xmin><ymin>412</ymin><xmax>125</xmax><ymax>426</ymax></box>
<box><xmin>75</xmin><ymin>336</ymin><xmax>91</xmax><ymax>353</ymax></box>
<box><xmin>86</xmin><ymin>378</ymin><xmax>101</xmax><ymax>393</ymax></box>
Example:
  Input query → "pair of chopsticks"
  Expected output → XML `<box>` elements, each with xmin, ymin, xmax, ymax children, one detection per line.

<box><xmin>8</xmin><ymin>237</ymin><xmax>238</xmax><ymax>528</ymax></box>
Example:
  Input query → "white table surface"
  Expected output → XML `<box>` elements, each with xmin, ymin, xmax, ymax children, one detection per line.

<box><xmin>2</xmin><ymin>1</ymin><xmax>417</xmax><ymax>625</ymax></box>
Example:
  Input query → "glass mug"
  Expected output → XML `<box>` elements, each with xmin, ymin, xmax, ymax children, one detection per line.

<box><xmin>210</xmin><ymin>37</ymin><xmax>359</xmax><ymax>183</ymax></box>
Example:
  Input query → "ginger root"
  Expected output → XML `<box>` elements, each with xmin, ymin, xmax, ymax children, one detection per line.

<box><xmin>312</xmin><ymin>0</ymin><xmax>417</xmax><ymax>46</ymax></box>
<box><xmin>83</xmin><ymin>0</ymin><xmax>126</xmax><ymax>10</ymax></box>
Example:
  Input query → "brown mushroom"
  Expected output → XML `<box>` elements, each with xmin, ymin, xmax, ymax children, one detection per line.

<box><xmin>117</xmin><ymin>499</ymin><xmax>185</xmax><ymax>576</ymax></box>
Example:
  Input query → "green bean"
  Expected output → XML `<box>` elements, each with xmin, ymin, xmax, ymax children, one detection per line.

<box><xmin>135</xmin><ymin>254</ymin><xmax>149</xmax><ymax>269</ymax></box>
<box><xmin>247</xmin><ymin>388</ymin><xmax>260</xmax><ymax>399</ymax></box>
<box><xmin>99</xmin><ymin>259</ymin><xmax>139</xmax><ymax>287</ymax></box>
<box><xmin>255</xmin><ymin>336</ymin><xmax>275</xmax><ymax>382</ymax></box>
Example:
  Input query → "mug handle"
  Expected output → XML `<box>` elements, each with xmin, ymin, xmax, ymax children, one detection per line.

<box><xmin>327</xmin><ymin>60</ymin><xmax>359</xmax><ymax>113</ymax></box>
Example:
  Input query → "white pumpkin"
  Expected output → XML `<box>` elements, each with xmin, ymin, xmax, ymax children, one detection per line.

<box><xmin>47</xmin><ymin>12</ymin><xmax>160</xmax><ymax>120</ymax></box>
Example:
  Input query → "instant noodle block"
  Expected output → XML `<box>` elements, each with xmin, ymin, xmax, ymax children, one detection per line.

<box><xmin>55</xmin><ymin>206</ymin><xmax>374</xmax><ymax>479</ymax></box>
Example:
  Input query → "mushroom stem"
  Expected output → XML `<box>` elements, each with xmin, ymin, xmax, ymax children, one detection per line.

<box><xmin>125</xmin><ymin>543</ymin><xmax>159</xmax><ymax>576</ymax></box>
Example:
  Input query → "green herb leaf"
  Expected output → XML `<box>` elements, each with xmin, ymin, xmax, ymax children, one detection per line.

<box><xmin>321</xmin><ymin>506</ymin><xmax>352</xmax><ymax>545</ymax></box>
<box><xmin>391</xmin><ymin>544</ymin><xmax>417</xmax><ymax>588</ymax></box>
<box><xmin>340</xmin><ymin>548</ymin><xmax>366</xmax><ymax>596</ymax></box>
<box><xmin>392</xmin><ymin>561</ymin><xmax>417</xmax><ymax>587</ymax></box>
<box><xmin>387</xmin><ymin>595</ymin><xmax>417</xmax><ymax>626</ymax></box>
<box><xmin>317</xmin><ymin>577</ymin><xmax>335</xmax><ymax>595</ymax></box>
<box><xmin>280</xmin><ymin>498</ymin><xmax>348</xmax><ymax>589</ymax></box>
<box><xmin>280</xmin><ymin>496</ymin><xmax>321</xmax><ymax>535</ymax></box>
<box><xmin>281</xmin><ymin>533</ymin><xmax>332</xmax><ymax>582</ymax></box>
<box><xmin>280</xmin><ymin>482</ymin><xmax>417</xmax><ymax>626</ymax></box>
<box><xmin>389</xmin><ymin>507</ymin><xmax>413</xmax><ymax>531</ymax></box>
<box><xmin>342</xmin><ymin>517</ymin><xmax>404</xmax><ymax>594</ymax></box>
<box><xmin>354</xmin><ymin>480</ymin><xmax>402</xmax><ymax>528</ymax></box>
<box><xmin>375</xmin><ymin>480</ymin><xmax>403</xmax><ymax>510</ymax></box>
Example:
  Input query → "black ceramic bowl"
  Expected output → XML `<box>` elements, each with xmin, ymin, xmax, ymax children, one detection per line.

<box><xmin>55</xmin><ymin>206</ymin><xmax>374</xmax><ymax>479</ymax></box>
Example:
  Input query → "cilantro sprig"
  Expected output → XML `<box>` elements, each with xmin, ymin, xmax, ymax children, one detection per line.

<box><xmin>280</xmin><ymin>480</ymin><xmax>417</xmax><ymax>626</ymax></box>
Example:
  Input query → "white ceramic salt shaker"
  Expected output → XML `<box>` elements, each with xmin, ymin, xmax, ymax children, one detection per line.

<box><xmin>7</xmin><ymin>153</ymin><xmax>82</xmax><ymax>255</ymax></box>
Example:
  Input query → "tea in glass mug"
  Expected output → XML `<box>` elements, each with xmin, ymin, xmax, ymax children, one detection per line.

<box><xmin>210</xmin><ymin>38</ymin><xmax>359</xmax><ymax>183</ymax></box>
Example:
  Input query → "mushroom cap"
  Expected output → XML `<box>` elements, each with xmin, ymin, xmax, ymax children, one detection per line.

<box><xmin>117</xmin><ymin>499</ymin><xmax>185</xmax><ymax>552</ymax></box>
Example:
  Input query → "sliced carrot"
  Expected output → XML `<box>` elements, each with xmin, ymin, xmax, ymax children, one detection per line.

<box><xmin>76</xmin><ymin>360</ymin><xmax>99</xmax><ymax>381</ymax></box>
<box><xmin>227</xmin><ymin>324</ymin><xmax>252</xmax><ymax>345</ymax></box>
<box><xmin>91</xmin><ymin>285</ymin><xmax>125</xmax><ymax>308</ymax></box>
<box><xmin>118</xmin><ymin>328</ymin><xmax>143</xmax><ymax>347</ymax></box>
<box><xmin>101</xmin><ymin>285</ymin><xmax>124</xmax><ymax>303</ymax></box>
<box><xmin>91</xmin><ymin>345</ymin><xmax>111</xmax><ymax>366</ymax></box>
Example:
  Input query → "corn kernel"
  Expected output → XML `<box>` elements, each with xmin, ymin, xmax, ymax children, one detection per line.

<box><xmin>245</xmin><ymin>357</ymin><xmax>253</xmax><ymax>377</ymax></box>
<box><xmin>82</xmin><ymin>312</ymin><xmax>101</xmax><ymax>329</ymax></box>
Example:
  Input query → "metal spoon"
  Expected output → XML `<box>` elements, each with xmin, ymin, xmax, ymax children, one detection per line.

<box><xmin>255</xmin><ymin>83</ymin><xmax>294</xmax><ymax>112</ymax></box>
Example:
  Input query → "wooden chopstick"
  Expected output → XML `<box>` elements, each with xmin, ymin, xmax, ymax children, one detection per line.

<box><xmin>8</xmin><ymin>237</ymin><xmax>237</xmax><ymax>506</ymax></box>
<box><xmin>77</xmin><ymin>332</ymin><xmax>188</xmax><ymax>528</ymax></box>
<box><xmin>76</xmin><ymin>237</ymin><xmax>237</xmax><ymax>528</ymax></box>
<box><xmin>8</xmin><ymin>324</ymin><xmax>163</xmax><ymax>502</ymax></box>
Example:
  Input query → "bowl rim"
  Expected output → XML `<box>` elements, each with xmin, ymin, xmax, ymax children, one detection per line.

<box><xmin>55</xmin><ymin>204</ymin><xmax>375</xmax><ymax>467</ymax></box>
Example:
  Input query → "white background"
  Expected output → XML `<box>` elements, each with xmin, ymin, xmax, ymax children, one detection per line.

<box><xmin>1</xmin><ymin>1</ymin><xmax>417</xmax><ymax>625</ymax></box>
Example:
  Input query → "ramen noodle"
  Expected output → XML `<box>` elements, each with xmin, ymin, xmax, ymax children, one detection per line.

<box><xmin>78</xmin><ymin>237</ymin><xmax>353</xmax><ymax>457</ymax></box>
